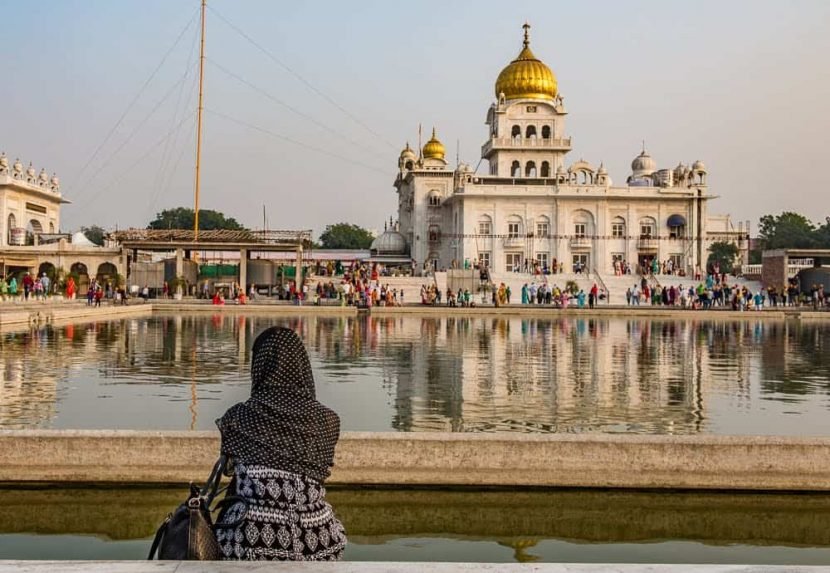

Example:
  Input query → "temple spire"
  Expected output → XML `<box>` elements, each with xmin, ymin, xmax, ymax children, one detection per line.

<box><xmin>522</xmin><ymin>22</ymin><xmax>531</xmax><ymax>48</ymax></box>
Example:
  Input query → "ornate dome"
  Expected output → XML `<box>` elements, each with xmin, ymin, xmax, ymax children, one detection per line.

<box><xmin>692</xmin><ymin>159</ymin><xmax>707</xmax><ymax>172</ymax></box>
<box><xmin>399</xmin><ymin>142</ymin><xmax>416</xmax><ymax>161</ymax></box>
<box><xmin>495</xmin><ymin>23</ymin><xmax>557</xmax><ymax>101</ymax></box>
<box><xmin>370</xmin><ymin>228</ymin><xmax>407</xmax><ymax>255</ymax></box>
<box><xmin>422</xmin><ymin>128</ymin><xmax>445</xmax><ymax>160</ymax></box>
<box><xmin>631</xmin><ymin>149</ymin><xmax>657</xmax><ymax>175</ymax></box>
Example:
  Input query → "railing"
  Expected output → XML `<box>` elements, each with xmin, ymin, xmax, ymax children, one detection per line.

<box><xmin>740</xmin><ymin>263</ymin><xmax>825</xmax><ymax>278</ymax></box>
<box><xmin>570</xmin><ymin>237</ymin><xmax>591</xmax><ymax>249</ymax></box>
<box><xmin>481</xmin><ymin>136</ymin><xmax>572</xmax><ymax>155</ymax></box>
<box><xmin>592</xmin><ymin>268</ymin><xmax>610</xmax><ymax>304</ymax></box>
<box><xmin>502</xmin><ymin>236</ymin><xmax>525</xmax><ymax>248</ymax></box>
<box><xmin>637</xmin><ymin>237</ymin><xmax>659</xmax><ymax>251</ymax></box>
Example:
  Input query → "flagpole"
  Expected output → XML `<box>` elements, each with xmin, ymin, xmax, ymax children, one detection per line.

<box><xmin>193</xmin><ymin>0</ymin><xmax>207</xmax><ymax>241</ymax></box>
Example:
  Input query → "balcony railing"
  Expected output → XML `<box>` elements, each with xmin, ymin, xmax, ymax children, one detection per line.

<box><xmin>637</xmin><ymin>237</ymin><xmax>659</xmax><ymax>251</ymax></box>
<box><xmin>502</xmin><ymin>236</ymin><xmax>525</xmax><ymax>248</ymax></box>
<box><xmin>570</xmin><ymin>237</ymin><xmax>591</xmax><ymax>249</ymax></box>
<box><xmin>482</xmin><ymin>136</ymin><xmax>572</xmax><ymax>155</ymax></box>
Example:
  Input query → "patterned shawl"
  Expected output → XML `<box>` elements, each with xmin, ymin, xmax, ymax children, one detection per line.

<box><xmin>216</xmin><ymin>327</ymin><xmax>340</xmax><ymax>483</ymax></box>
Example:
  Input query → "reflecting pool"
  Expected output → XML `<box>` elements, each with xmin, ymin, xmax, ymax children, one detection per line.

<box><xmin>1</xmin><ymin>314</ymin><xmax>829</xmax><ymax>435</ymax></box>
<box><xmin>1</xmin><ymin>487</ymin><xmax>829</xmax><ymax>564</ymax></box>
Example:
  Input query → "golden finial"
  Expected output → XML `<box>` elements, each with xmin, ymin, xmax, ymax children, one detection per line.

<box><xmin>522</xmin><ymin>22</ymin><xmax>531</xmax><ymax>48</ymax></box>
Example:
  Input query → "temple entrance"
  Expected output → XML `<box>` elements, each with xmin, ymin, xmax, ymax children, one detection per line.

<box><xmin>572</xmin><ymin>254</ymin><xmax>589</xmax><ymax>273</ymax></box>
<box><xmin>638</xmin><ymin>254</ymin><xmax>655</xmax><ymax>275</ymax></box>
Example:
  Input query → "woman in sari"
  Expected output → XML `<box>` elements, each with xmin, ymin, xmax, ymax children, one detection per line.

<box><xmin>215</xmin><ymin>327</ymin><xmax>346</xmax><ymax>561</ymax></box>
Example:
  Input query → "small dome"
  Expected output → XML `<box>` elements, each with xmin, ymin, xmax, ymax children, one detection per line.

<box><xmin>13</xmin><ymin>159</ymin><xmax>23</xmax><ymax>173</ymax></box>
<box><xmin>38</xmin><ymin>168</ymin><xmax>48</xmax><ymax>182</ymax></box>
<box><xmin>51</xmin><ymin>173</ymin><xmax>60</xmax><ymax>187</ymax></box>
<box><xmin>495</xmin><ymin>23</ymin><xmax>557</xmax><ymax>101</ymax></box>
<box><xmin>631</xmin><ymin>149</ymin><xmax>656</xmax><ymax>175</ymax></box>
<box><xmin>370</xmin><ymin>228</ymin><xmax>407</xmax><ymax>255</ymax></box>
<box><xmin>597</xmin><ymin>163</ymin><xmax>608</xmax><ymax>175</ymax></box>
<box><xmin>692</xmin><ymin>159</ymin><xmax>706</xmax><ymax>172</ymax></box>
<box><xmin>399</xmin><ymin>142</ymin><xmax>416</xmax><ymax>161</ymax></box>
<box><xmin>26</xmin><ymin>162</ymin><xmax>36</xmax><ymax>178</ymax></box>
<box><xmin>673</xmin><ymin>162</ymin><xmax>687</xmax><ymax>177</ymax></box>
<box><xmin>423</xmin><ymin>128</ymin><xmax>445</xmax><ymax>160</ymax></box>
<box><xmin>0</xmin><ymin>153</ymin><xmax>7</xmax><ymax>168</ymax></box>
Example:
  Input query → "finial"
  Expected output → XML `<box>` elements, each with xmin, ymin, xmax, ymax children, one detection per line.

<box><xmin>522</xmin><ymin>22</ymin><xmax>531</xmax><ymax>48</ymax></box>
<box><xmin>642</xmin><ymin>140</ymin><xmax>646</xmax><ymax>154</ymax></box>
<box><xmin>432</xmin><ymin>127</ymin><xmax>437</xmax><ymax>139</ymax></box>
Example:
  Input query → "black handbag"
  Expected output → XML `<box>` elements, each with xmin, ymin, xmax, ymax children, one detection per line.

<box><xmin>148</xmin><ymin>455</ymin><xmax>231</xmax><ymax>560</ymax></box>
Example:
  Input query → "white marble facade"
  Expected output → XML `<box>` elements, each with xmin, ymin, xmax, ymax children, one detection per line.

<box><xmin>394</xmin><ymin>25</ymin><xmax>745</xmax><ymax>276</ymax></box>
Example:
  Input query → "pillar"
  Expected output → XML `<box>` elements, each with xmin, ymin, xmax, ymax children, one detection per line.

<box><xmin>175</xmin><ymin>248</ymin><xmax>184</xmax><ymax>278</ymax></box>
<box><xmin>239</xmin><ymin>248</ymin><xmax>248</xmax><ymax>292</ymax></box>
<box><xmin>295</xmin><ymin>246</ymin><xmax>303</xmax><ymax>291</ymax></box>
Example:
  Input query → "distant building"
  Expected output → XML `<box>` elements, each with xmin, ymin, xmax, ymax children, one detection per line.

<box><xmin>395</xmin><ymin>24</ymin><xmax>747</xmax><ymax>276</ymax></box>
<box><xmin>0</xmin><ymin>152</ymin><xmax>123</xmax><ymax>292</ymax></box>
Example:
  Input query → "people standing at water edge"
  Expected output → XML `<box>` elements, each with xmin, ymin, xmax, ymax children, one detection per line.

<box><xmin>215</xmin><ymin>327</ymin><xmax>347</xmax><ymax>560</ymax></box>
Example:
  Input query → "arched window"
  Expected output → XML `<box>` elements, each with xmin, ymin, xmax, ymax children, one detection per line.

<box><xmin>506</xmin><ymin>215</ymin><xmax>523</xmax><ymax>238</ymax></box>
<box><xmin>7</xmin><ymin>213</ymin><xmax>16</xmax><ymax>244</ymax></box>
<box><xmin>526</xmin><ymin>125</ymin><xmax>537</xmax><ymax>139</ymax></box>
<box><xmin>405</xmin><ymin>160</ymin><xmax>413</xmax><ymax>170</ymax></box>
<box><xmin>540</xmin><ymin>161</ymin><xmax>550</xmax><ymax>177</ymax></box>
<box><xmin>428</xmin><ymin>191</ymin><xmax>441</xmax><ymax>207</ymax></box>
<box><xmin>28</xmin><ymin>219</ymin><xmax>43</xmax><ymax>234</ymax></box>
<box><xmin>478</xmin><ymin>215</ymin><xmax>492</xmax><ymax>236</ymax></box>
<box><xmin>511</xmin><ymin>125</ymin><xmax>521</xmax><ymax>139</ymax></box>
<box><xmin>49</xmin><ymin>222</ymin><xmax>55</xmax><ymax>233</ymax></box>
<box><xmin>639</xmin><ymin>216</ymin><xmax>657</xmax><ymax>238</ymax></box>
<box><xmin>525</xmin><ymin>161</ymin><xmax>537</xmax><ymax>177</ymax></box>
<box><xmin>536</xmin><ymin>215</ymin><xmax>550</xmax><ymax>238</ymax></box>
<box><xmin>611</xmin><ymin>216</ymin><xmax>626</xmax><ymax>238</ymax></box>
<box><xmin>428</xmin><ymin>225</ymin><xmax>441</xmax><ymax>243</ymax></box>
<box><xmin>511</xmin><ymin>160</ymin><xmax>521</xmax><ymax>177</ymax></box>
<box><xmin>542</xmin><ymin>125</ymin><xmax>551</xmax><ymax>139</ymax></box>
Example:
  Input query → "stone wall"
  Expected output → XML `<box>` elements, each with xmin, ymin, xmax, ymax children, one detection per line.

<box><xmin>1</xmin><ymin>430</ymin><xmax>829</xmax><ymax>491</ymax></box>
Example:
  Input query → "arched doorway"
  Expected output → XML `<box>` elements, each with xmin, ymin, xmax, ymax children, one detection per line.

<box><xmin>97</xmin><ymin>262</ymin><xmax>118</xmax><ymax>288</ymax></box>
<box><xmin>38</xmin><ymin>262</ymin><xmax>57</xmax><ymax>293</ymax></box>
<box><xmin>71</xmin><ymin>262</ymin><xmax>90</xmax><ymax>295</ymax></box>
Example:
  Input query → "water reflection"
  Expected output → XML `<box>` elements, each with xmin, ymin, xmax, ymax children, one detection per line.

<box><xmin>1</xmin><ymin>314</ymin><xmax>829</xmax><ymax>435</ymax></box>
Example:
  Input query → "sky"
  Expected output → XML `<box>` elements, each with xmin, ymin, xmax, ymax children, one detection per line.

<box><xmin>2</xmin><ymin>0</ymin><xmax>829</xmax><ymax>238</ymax></box>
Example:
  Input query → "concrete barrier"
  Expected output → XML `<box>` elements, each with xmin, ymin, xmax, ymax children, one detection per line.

<box><xmin>0</xmin><ymin>303</ymin><xmax>151</xmax><ymax>330</ymax></box>
<box><xmin>1</xmin><ymin>431</ymin><xmax>829</xmax><ymax>491</ymax></box>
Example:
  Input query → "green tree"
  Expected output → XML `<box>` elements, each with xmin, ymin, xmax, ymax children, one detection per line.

<box><xmin>147</xmin><ymin>207</ymin><xmax>245</xmax><ymax>231</ymax></box>
<box><xmin>814</xmin><ymin>217</ymin><xmax>830</xmax><ymax>249</ymax></box>
<box><xmin>707</xmin><ymin>241</ymin><xmax>739</xmax><ymax>274</ymax></box>
<box><xmin>758</xmin><ymin>212</ymin><xmax>817</xmax><ymax>250</ymax></box>
<box><xmin>80</xmin><ymin>225</ymin><xmax>106</xmax><ymax>246</ymax></box>
<box><xmin>319</xmin><ymin>223</ymin><xmax>374</xmax><ymax>249</ymax></box>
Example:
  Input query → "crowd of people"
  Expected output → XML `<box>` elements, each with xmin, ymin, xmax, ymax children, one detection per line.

<box><xmin>624</xmin><ymin>274</ymin><xmax>828</xmax><ymax>311</ymax></box>
<box><xmin>0</xmin><ymin>272</ymin><xmax>52</xmax><ymax>301</ymax></box>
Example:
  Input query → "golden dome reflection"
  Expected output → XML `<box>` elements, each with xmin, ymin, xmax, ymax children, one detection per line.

<box><xmin>422</xmin><ymin>128</ymin><xmax>446</xmax><ymax>160</ymax></box>
<box><xmin>494</xmin><ymin>23</ymin><xmax>557</xmax><ymax>101</ymax></box>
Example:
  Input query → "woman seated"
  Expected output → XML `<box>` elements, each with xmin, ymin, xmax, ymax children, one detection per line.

<box><xmin>215</xmin><ymin>327</ymin><xmax>347</xmax><ymax>560</ymax></box>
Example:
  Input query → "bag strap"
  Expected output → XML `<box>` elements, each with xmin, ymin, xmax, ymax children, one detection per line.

<box><xmin>147</xmin><ymin>514</ymin><xmax>171</xmax><ymax>560</ymax></box>
<box><xmin>199</xmin><ymin>454</ymin><xmax>228</xmax><ymax>505</ymax></box>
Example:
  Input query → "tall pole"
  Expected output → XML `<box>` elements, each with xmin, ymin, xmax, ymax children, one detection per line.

<box><xmin>193</xmin><ymin>0</ymin><xmax>206</xmax><ymax>241</ymax></box>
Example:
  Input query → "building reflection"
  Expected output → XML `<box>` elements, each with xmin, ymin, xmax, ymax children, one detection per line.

<box><xmin>0</xmin><ymin>315</ymin><xmax>828</xmax><ymax>432</ymax></box>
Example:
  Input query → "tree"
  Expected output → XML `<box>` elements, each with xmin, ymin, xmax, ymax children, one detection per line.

<box><xmin>147</xmin><ymin>207</ymin><xmax>245</xmax><ymax>231</ymax></box>
<box><xmin>80</xmin><ymin>225</ymin><xmax>105</xmax><ymax>246</ymax></box>
<box><xmin>707</xmin><ymin>241</ymin><xmax>739</xmax><ymax>274</ymax></box>
<box><xmin>758</xmin><ymin>212</ymin><xmax>817</xmax><ymax>250</ymax></box>
<box><xmin>319</xmin><ymin>223</ymin><xmax>374</xmax><ymax>249</ymax></box>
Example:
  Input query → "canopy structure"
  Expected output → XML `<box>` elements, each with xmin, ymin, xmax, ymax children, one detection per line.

<box><xmin>667</xmin><ymin>214</ymin><xmax>687</xmax><ymax>227</ymax></box>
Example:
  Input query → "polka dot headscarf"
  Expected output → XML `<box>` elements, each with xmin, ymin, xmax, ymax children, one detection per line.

<box><xmin>217</xmin><ymin>327</ymin><xmax>340</xmax><ymax>482</ymax></box>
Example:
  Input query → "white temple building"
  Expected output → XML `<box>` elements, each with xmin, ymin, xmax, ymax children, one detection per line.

<box><xmin>393</xmin><ymin>24</ymin><xmax>746</xmax><ymax>277</ymax></box>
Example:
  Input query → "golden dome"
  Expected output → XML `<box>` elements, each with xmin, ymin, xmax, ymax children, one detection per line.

<box><xmin>495</xmin><ymin>23</ymin><xmax>557</xmax><ymax>101</ymax></box>
<box><xmin>422</xmin><ymin>128</ymin><xmax>445</xmax><ymax>160</ymax></box>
